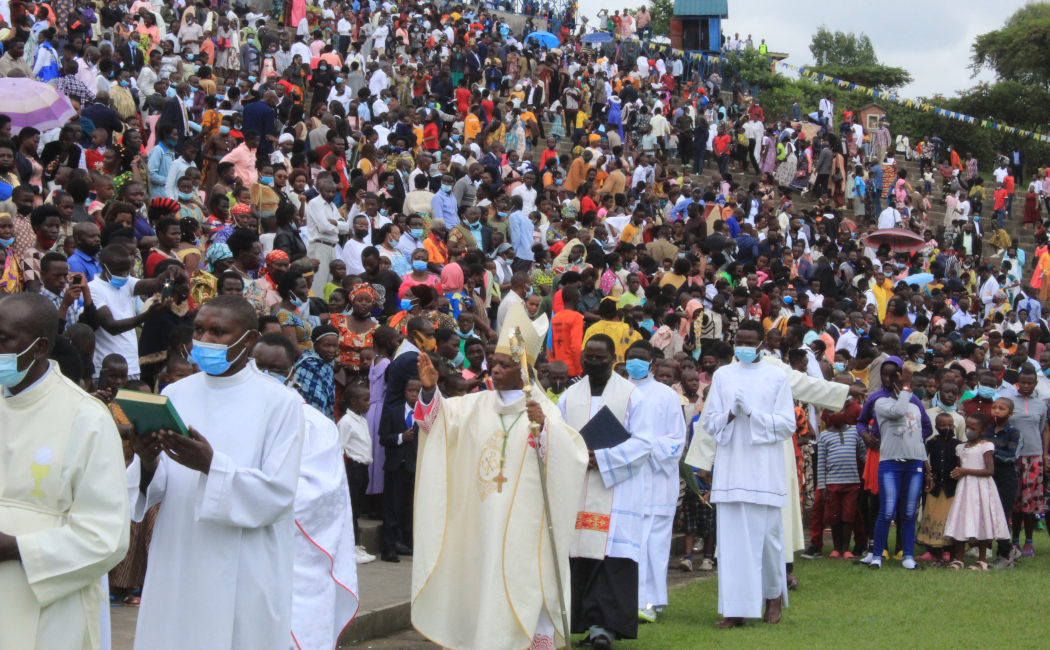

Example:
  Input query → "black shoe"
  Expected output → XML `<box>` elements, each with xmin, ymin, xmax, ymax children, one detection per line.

<box><xmin>381</xmin><ymin>551</ymin><xmax>401</xmax><ymax>563</ymax></box>
<box><xmin>800</xmin><ymin>546</ymin><xmax>822</xmax><ymax>559</ymax></box>
<box><xmin>395</xmin><ymin>543</ymin><xmax>413</xmax><ymax>556</ymax></box>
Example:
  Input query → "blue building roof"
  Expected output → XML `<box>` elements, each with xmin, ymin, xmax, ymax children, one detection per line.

<box><xmin>673</xmin><ymin>0</ymin><xmax>729</xmax><ymax>18</ymax></box>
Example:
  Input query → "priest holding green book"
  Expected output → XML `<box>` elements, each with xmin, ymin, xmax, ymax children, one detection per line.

<box><xmin>126</xmin><ymin>295</ymin><xmax>305</xmax><ymax>650</ymax></box>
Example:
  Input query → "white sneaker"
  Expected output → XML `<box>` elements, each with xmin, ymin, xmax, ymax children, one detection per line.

<box><xmin>859</xmin><ymin>552</ymin><xmax>875</xmax><ymax>564</ymax></box>
<box><xmin>699</xmin><ymin>557</ymin><xmax>715</xmax><ymax>571</ymax></box>
<box><xmin>356</xmin><ymin>546</ymin><xmax>376</xmax><ymax>564</ymax></box>
<box><xmin>1009</xmin><ymin>544</ymin><xmax>1022</xmax><ymax>560</ymax></box>
<box><xmin>902</xmin><ymin>557</ymin><xmax>917</xmax><ymax>570</ymax></box>
<box><xmin>638</xmin><ymin>606</ymin><xmax>657</xmax><ymax>623</ymax></box>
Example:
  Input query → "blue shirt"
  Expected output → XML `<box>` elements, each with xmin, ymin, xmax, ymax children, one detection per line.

<box><xmin>1017</xmin><ymin>295</ymin><xmax>1042</xmax><ymax>323</ymax></box>
<box><xmin>430</xmin><ymin>190</ymin><xmax>460</xmax><ymax>228</ymax></box>
<box><xmin>147</xmin><ymin>144</ymin><xmax>175</xmax><ymax>199</ymax></box>
<box><xmin>724</xmin><ymin>215</ymin><xmax>741</xmax><ymax>238</ymax></box>
<box><xmin>871</xmin><ymin>165</ymin><xmax>884</xmax><ymax>196</ymax></box>
<box><xmin>508</xmin><ymin>210</ymin><xmax>534</xmax><ymax>262</ymax></box>
<box><xmin>669</xmin><ymin>197</ymin><xmax>704</xmax><ymax>222</ymax></box>
<box><xmin>67</xmin><ymin>249</ymin><xmax>102</xmax><ymax>282</ymax></box>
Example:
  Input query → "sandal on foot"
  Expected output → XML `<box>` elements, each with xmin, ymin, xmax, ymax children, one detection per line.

<box><xmin>714</xmin><ymin>618</ymin><xmax>746</xmax><ymax>629</ymax></box>
<box><xmin>122</xmin><ymin>595</ymin><xmax>141</xmax><ymax>607</ymax></box>
<box><xmin>948</xmin><ymin>560</ymin><xmax>965</xmax><ymax>570</ymax></box>
<box><xmin>969</xmin><ymin>561</ymin><xmax>989</xmax><ymax>571</ymax></box>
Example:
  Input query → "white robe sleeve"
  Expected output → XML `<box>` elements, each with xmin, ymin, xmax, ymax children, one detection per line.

<box><xmin>742</xmin><ymin>373</ymin><xmax>796</xmax><ymax>444</ymax></box>
<box><xmin>126</xmin><ymin>454</ymin><xmax>168</xmax><ymax>522</ymax></box>
<box><xmin>649</xmin><ymin>395</ymin><xmax>686</xmax><ymax>476</ymax></box>
<box><xmin>194</xmin><ymin>402</ymin><xmax>305</xmax><ymax>528</ymax></box>
<box><xmin>765</xmin><ymin>355</ymin><xmax>851</xmax><ymax>412</ymax></box>
<box><xmin>701</xmin><ymin>376</ymin><xmax>733</xmax><ymax>446</ymax></box>
<box><xmin>594</xmin><ymin>395</ymin><xmax>654</xmax><ymax>489</ymax></box>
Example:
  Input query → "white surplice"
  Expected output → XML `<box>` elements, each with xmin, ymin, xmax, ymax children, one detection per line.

<box><xmin>703</xmin><ymin>358</ymin><xmax>796</xmax><ymax>619</ymax></box>
<box><xmin>559</xmin><ymin>374</ymin><xmax>655</xmax><ymax>562</ymax></box>
<box><xmin>290</xmin><ymin>402</ymin><xmax>359</xmax><ymax>650</ymax></box>
<box><xmin>127</xmin><ymin>362</ymin><xmax>305</xmax><ymax>650</ymax></box>
<box><xmin>0</xmin><ymin>362</ymin><xmax>129</xmax><ymax>650</ymax></box>
<box><xmin>685</xmin><ymin>355</ymin><xmax>850</xmax><ymax>558</ymax></box>
<box><xmin>628</xmin><ymin>375</ymin><xmax>686</xmax><ymax>610</ymax></box>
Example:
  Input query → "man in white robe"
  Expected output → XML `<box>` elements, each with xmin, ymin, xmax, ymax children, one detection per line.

<box><xmin>686</xmin><ymin>342</ymin><xmax>858</xmax><ymax>582</ymax></box>
<box><xmin>410</xmin><ymin>302</ymin><xmax>588</xmax><ymax>650</ymax></box>
<box><xmin>250</xmin><ymin>335</ymin><xmax>359</xmax><ymax>650</ymax></box>
<box><xmin>126</xmin><ymin>296</ymin><xmax>305</xmax><ymax>650</ymax></box>
<box><xmin>624</xmin><ymin>341</ymin><xmax>686</xmax><ymax>623</ymax></box>
<box><xmin>701</xmin><ymin>322</ymin><xmax>796</xmax><ymax>627</ymax></box>
<box><xmin>560</xmin><ymin>334</ymin><xmax>655</xmax><ymax>649</ymax></box>
<box><xmin>0</xmin><ymin>294</ymin><xmax>130</xmax><ymax>650</ymax></box>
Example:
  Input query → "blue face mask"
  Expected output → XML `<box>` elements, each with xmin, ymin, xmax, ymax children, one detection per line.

<box><xmin>178</xmin><ymin>191</ymin><xmax>195</xmax><ymax>201</ymax></box>
<box><xmin>734</xmin><ymin>346</ymin><xmax>762</xmax><ymax>364</ymax></box>
<box><xmin>0</xmin><ymin>337</ymin><xmax>40</xmax><ymax>388</ymax></box>
<box><xmin>260</xmin><ymin>176</ymin><xmax>274</xmax><ymax>185</ymax></box>
<box><xmin>336</xmin><ymin>77</ymin><xmax>345</xmax><ymax>83</ymax></box>
<box><xmin>457</xmin><ymin>329</ymin><xmax>474</xmax><ymax>339</ymax></box>
<box><xmin>386</xmin><ymin>183</ymin><xmax>395</xmax><ymax>191</ymax></box>
<box><xmin>497</xmin><ymin>211</ymin><xmax>508</xmax><ymax>217</ymax></box>
<box><xmin>290</xmin><ymin>294</ymin><xmax>303</xmax><ymax>308</ymax></box>
<box><xmin>410</xmin><ymin>228</ymin><xmax>425</xmax><ymax>239</ymax></box>
<box><xmin>625</xmin><ymin>358</ymin><xmax>650</xmax><ymax>379</ymax></box>
<box><xmin>0</xmin><ymin>237</ymin><xmax>13</xmax><ymax>247</ymax></box>
<box><xmin>220</xmin><ymin>126</ymin><xmax>231</xmax><ymax>135</ymax></box>
<box><xmin>248</xmin><ymin>75</ymin><xmax>257</xmax><ymax>83</ymax></box>
<box><xmin>412</xmin><ymin>260</ymin><xmax>428</xmax><ymax>272</ymax></box>
<box><xmin>526</xmin><ymin>285</ymin><xmax>534</xmax><ymax>298</ymax></box>
<box><xmin>451</xmin><ymin>350</ymin><xmax>465</xmax><ymax>367</ymax></box>
<box><xmin>977</xmin><ymin>385</ymin><xmax>997</xmax><ymax>400</ymax></box>
<box><xmin>104</xmin><ymin>264</ymin><xmax>129</xmax><ymax>288</ymax></box>
<box><xmin>120</xmin><ymin>80</ymin><xmax>130</xmax><ymax>87</ymax></box>
<box><xmin>262</xmin><ymin>369</ymin><xmax>289</xmax><ymax>383</ymax></box>
<box><xmin>833</xmin><ymin>362</ymin><xmax>846</xmax><ymax>373</ymax></box>
<box><xmin>442</xmin><ymin>184</ymin><xmax>453</xmax><ymax>194</ymax></box>
<box><xmin>399</xmin><ymin>298</ymin><xmax>415</xmax><ymax>311</ymax></box>
<box><xmin>555</xmin><ymin>178</ymin><xmax>563</xmax><ymax>185</ymax></box>
<box><xmin>189</xmin><ymin>331</ymin><xmax>248</xmax><ymax>376</ymax></box>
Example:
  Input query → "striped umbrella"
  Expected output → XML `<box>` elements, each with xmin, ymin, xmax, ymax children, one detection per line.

<box><xmin>0</xmin><ymin>78</ymin><xmax>77</xmax><ymax>132</ymax></box>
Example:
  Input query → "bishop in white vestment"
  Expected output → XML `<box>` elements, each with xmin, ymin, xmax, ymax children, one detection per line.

<box><xmin>410</xmin><ymin>303</ymin><xmax>588</xmax><ymax>650</ymax></box>
<box><xmin>127</xmin><ymin>298</ymin><xmax>305</xmax><ymax>650</ymax></box>
<box><xmin>701</xmin><ymin>324</ymin><xmax>797</xmax><ymax>625</ymax></box>
<box><xmin>560</xmin><ymin>334</ymin><xmax>655</xmax><ymax>647</ymax></box>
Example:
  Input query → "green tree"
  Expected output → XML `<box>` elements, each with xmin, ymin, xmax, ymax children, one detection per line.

<box><xmin>809</xmin><ymin>26</ymin><xmax>879</xmax><ymax>67</ymax></box>
<box><xmin>971</xmin><ymin>2</ymin><xmax>1050</xmax><ymax>89</ymax></box>
<box><xmin>645</xmin><ymin>0</ymin><xmax>674</xmax><ymax>36</ymax></box>
<box><xmin>806</xmin><ymin>25</ymin><xmax>912</xmax><ymax>91</ymax></box>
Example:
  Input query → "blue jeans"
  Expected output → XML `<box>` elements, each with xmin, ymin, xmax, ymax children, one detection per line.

<box><xmin>995</xmin><ymin>208</ymin><xmax>1006</xmax><ymax>230</ymax></box>
<box><xmin>872</xmin><ymin>460</ymin><xmax>923</xmax><ymax>559</ymax></box>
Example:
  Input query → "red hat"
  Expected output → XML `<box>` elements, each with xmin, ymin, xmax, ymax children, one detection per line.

<box><xmin>150</xmin><ymin>197</ymin><xmax>180</xmax><ymax>214</ymax></box>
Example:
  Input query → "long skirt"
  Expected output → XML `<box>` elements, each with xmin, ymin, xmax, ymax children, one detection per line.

<box><xmin>916</xmin><ymin>492</ymin><xmax>954</xmax><ymax>547</ymax></box>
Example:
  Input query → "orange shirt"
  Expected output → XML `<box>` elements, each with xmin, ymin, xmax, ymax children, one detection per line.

<box><xmin>549</xmin><ymin>309</ymin><xmax>584</xmax><ymax>376</ymax></box>
<box><xmin>464</xmin><ymin>114</ymin><xmax>481</xmax><ymax>141</ymax></box>
<box><xmin>423</xmin><ymin>235</ymin><xmax>448</xmax><ymax>265</ymax></box>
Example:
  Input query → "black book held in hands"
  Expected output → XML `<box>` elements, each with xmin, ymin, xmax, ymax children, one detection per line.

<box><xmin>578</xmin><ymin>406</ymin><xmax>631</xmax><ymax>451</ymax></box>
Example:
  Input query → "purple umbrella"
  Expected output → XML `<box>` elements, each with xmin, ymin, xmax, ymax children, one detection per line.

<box><xmin>0</xmin><ymin>78</ymin><xmax>77</xmax><ymax>132</ymax></box>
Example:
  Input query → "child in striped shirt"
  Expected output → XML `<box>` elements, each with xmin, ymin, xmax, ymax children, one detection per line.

<box><xmin>818</xmin><ymin>391</ymin><xmax>867</xmax><ymax>559</ymax></box>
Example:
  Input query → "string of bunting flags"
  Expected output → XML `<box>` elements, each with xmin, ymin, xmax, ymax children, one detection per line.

<box><xmin>629</xmin><ymin>40</ymin><xmax>1050</xmax><ymax>144</ymax></box>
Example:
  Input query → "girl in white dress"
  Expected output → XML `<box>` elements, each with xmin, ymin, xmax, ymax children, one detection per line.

<box><xmin>943</xmin><ymin>413</ymin><xmax>1011</xmax><ymax>570</ymax></box>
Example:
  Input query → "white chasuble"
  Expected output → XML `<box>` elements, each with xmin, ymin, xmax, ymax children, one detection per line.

<box><xmin>290</xmin><ymin>403</ymin><xmax>359</xmax><ymax>650</ymax></box>
<box><xmin>411</xmin><ymin>389</ymin><xmax>587</xmax><ymax>650</ymax></box>
<box><xmin>127</xmin><ymin>362</ymin><xmax>304</xmax><ymax>650</ymax></box>
<box><xmin>560</xmin><ymin>373</ymin><xmax>654</xmax><ymax>562</ymax></box>
<box><xmin>0</xmin><ymin>362</ymin><xmax>129</xmax><ymax>650</ymax></box>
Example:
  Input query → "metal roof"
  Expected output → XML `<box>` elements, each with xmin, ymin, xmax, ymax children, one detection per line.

<box><xmin>673</xmin><ymin>0</ymin><xmax>729</xmax><ymax>18</ymax></box>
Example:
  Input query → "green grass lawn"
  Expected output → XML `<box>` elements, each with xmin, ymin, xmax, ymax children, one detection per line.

<box><xmin>612</xmin><ymin>533</ymin><xmax>1050</xmax><ymax>648</ymax></box>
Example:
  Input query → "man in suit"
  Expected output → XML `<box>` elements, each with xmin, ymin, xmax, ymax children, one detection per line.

<box><xmin>80</xmin><ymin>92</ymin><xmax>125</xmax><ymax>146</ymax></box>
<box><xmin>159</xmin><ymin>82</ymin><xmax>191</xmax><ymax>143</ymax></box>
<box><xmin>526</xmin><ymin>76</ymin><xmax>544</xmax><ymax>110</ymax></box>
<box><xmin>467</xmin><ymin>45</ymin><xmax>483</xmax><ymax>85</ymax></box>
<box><xmin>118</xmin><ymin>38</ymin><xmax>145</xmax><ymax>73</ymax></box>
<box><xmin>378</xmin><ymin>317</ymin><xmax>434</xmax><ymax>563</ymax></box>
<box><xmin>953</xmin><ymin>221</ymin><xmax>982</xmax><ymax>260</ymax></box>
<box><xmin>243</xmin><ymin>90</ymin><xmax>280</xmax><ymax>162</ymax></box>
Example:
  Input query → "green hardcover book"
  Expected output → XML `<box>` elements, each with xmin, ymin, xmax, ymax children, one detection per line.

<box><xmin>114</xmin><ymin>390</ymin><xmax>190</xmax><ymax>437</ymax></box>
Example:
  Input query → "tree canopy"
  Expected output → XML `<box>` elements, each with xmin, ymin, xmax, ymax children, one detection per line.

<box><xmin>971</xmin><ymin>1</ymin><xmax>1050</xmax><ymax>88</ymax></box>
<box><xmin>807</xmin><ymin>26</ymin><xmax>913</xmax><ymax>91</ymax></box>
<box><xmin>645</xmin><ymin>0</ymin><xmax>674</xmax><ymax>36</ymax></box>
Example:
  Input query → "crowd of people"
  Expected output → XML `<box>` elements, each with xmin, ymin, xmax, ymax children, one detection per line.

<box><xmin>3</xmin><ymin>0</ymin><xmax>1050</xmax><ymax>649</ymax></box>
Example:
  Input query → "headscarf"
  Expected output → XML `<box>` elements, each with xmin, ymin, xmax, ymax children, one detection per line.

<box><xmin>680</xmin><ymin>299</ymin><xmax>703</xmax><ymax>338</ymax></box>
<box><xmin>349</xmin><ymin>283</ymin><xmax>379</xmax><ymax>302</ymax></box>
<box><xmin>441</xmin><ymin>263</ymin><xmax>465</xmax><ymax>293</ymax></box>
<box><xmin>205</xmin><ymin>243</ymin><xmax>232</xmax><ymax>272</ymax></box>
<box><xmin>265</xmin><ymin>249</ymin><xmax>289</xmax><ymax>284</ymax></box>
<box><xmin>229</xmin><ymin>203</ymin><xmax>251</xmax><ymax>222</ymax></box>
